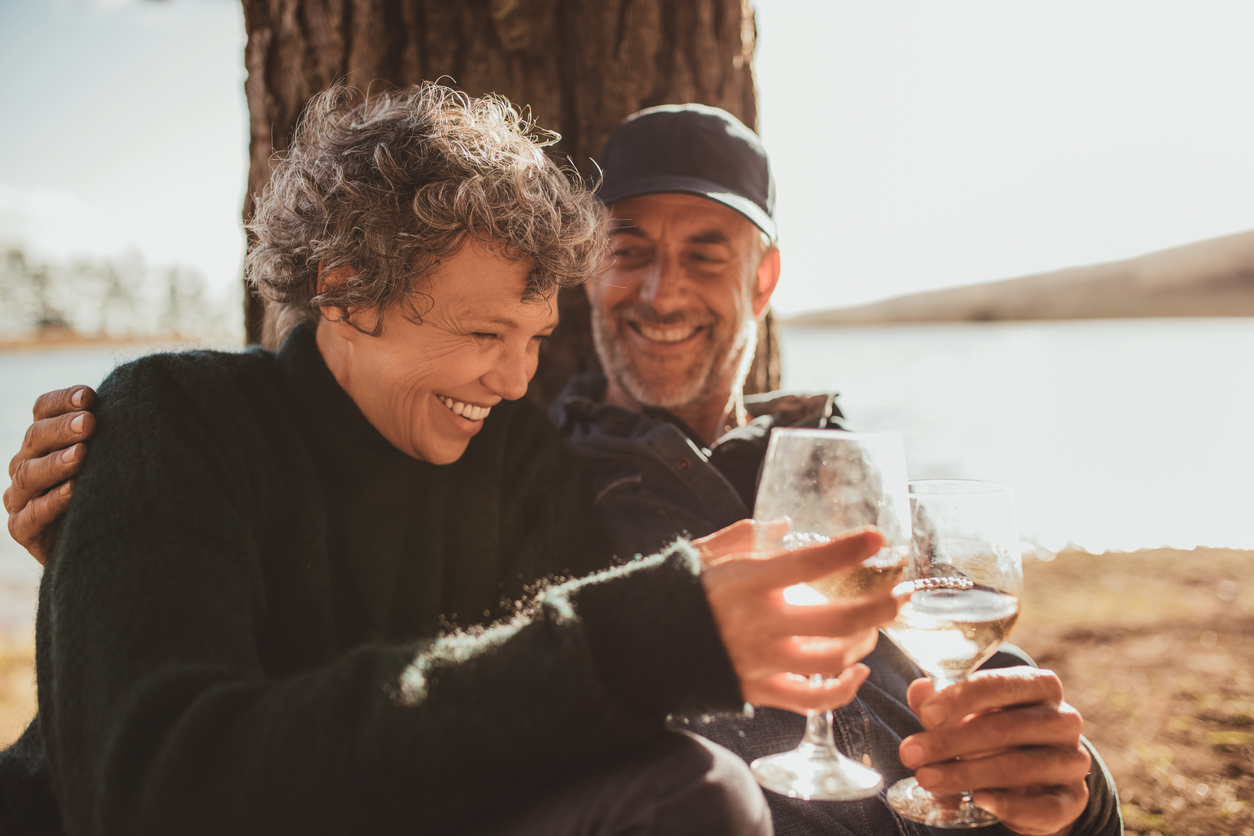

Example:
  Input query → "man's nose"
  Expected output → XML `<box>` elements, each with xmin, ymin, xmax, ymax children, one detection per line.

<box><xmin>637</xmin><ymin>255</ymin><xmax>686</xmax><ymax>308</ymax></box>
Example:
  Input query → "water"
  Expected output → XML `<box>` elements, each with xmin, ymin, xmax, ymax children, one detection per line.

<box><xmin>1</xmin><ymin>319</ymin><xmax>1251</xmax><ymax>632</ymax></box>
<box><xmin>778</xmin><ymin>318</ymin><xmax>1254</xmax><ymax>554</ymax></box>
<box><xmin>0</xmin><ymin>339</ymin><xmax>230</xmax><ymax>633</ymax></box>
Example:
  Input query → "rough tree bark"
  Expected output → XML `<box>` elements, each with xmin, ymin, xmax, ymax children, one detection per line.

<box><xmin>240</xmin><ymin>0</ymin><xmax>780</xmax><ymax>406</ymax></box>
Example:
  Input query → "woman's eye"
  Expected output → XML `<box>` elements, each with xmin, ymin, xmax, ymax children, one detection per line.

<box><xmin>472</xmin><ymin>332</ymin><xmax>499</xmax><ymax>341</ymax></box>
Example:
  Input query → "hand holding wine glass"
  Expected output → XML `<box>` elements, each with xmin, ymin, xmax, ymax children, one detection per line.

<box><xmin>698</xmin><ymin>521</ymin><xmax>899</xmax><ymax>713</ymax></box>
<box><xmin>738</xmin><ymin>430</ymin><xmax>913</xmax><ymax>801</ymax></box>
<box><xmin>884</xmin><ymin>479</ymin><xmax>1025</xmax><ymax>828</ymax></box>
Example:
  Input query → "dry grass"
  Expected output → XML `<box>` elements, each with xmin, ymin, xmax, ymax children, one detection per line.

<box><xmin>1017</xmin><ymin>547</ymin><xmax>1254</xmax><ymax>836</ymax></box>
<box><xmin>0</xmin><ymin>631</ymin><xmax>35</xmax><ymax>748</ymax></box>
<box><xmin>2</xmin><ymin>547</ymin><xmax>1251</xmax><ymax>835</ymax></box>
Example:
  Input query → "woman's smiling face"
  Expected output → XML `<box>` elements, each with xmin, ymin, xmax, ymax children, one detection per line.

<box><xmin>317</xmin><ymin>240</ymin><xmax>557</xmax><ymax>464</ymax></box>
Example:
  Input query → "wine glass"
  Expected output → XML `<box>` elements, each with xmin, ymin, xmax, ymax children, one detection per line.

<box><xmin>884</xmin><ymin>479</ymin><xmax>1023</xmax><ymax>828</ymax></box>
<box><xmin>748</xmin><ymin>429</ymin><xmax>912</xmax><ymax>801</ymax></box>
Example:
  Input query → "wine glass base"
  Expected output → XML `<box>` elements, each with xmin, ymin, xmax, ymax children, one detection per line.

<box><xmin>750</xmin><ymin>747</ymin><xmax>883</xmax><ymax>801</ymax></box>
<box><xmin>885</xmin><ymin>777</ymin><xmax>1000</xmax><ymax>829</ymax></box>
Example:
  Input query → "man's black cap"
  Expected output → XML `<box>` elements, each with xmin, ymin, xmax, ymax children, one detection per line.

<box><xmin>596</xmin><ymin>104</ymin><xmax>776</xmax><ymax>240</ymax></box>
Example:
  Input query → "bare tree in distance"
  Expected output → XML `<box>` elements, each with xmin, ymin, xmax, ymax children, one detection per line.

<box><xmin>240</xmin><ymin>0</ymin><xmax>779</xmax><ymax>405</ymax></box>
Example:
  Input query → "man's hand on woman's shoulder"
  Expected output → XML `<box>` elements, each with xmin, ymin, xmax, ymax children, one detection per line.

<box><xmin>3</xmin><ymin>385</ymin><xmax>97</xmax><ymax>565</ymax></box>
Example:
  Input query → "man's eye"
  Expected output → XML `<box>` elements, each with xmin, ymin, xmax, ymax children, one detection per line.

<box><xmin>688</xmin><ymin>252</ymin><xmax>726</xmax><ymax>266</ymax></box>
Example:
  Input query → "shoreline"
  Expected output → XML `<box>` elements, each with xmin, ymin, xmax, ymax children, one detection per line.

<box><xmin>0</xmin><ymin>331</ymin><xmax>244</xmax><ymax>353</ymax></box>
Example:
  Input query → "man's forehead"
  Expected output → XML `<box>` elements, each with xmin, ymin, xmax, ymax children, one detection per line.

<box><xmin>606</xmin><ymin>193</ymin><xmax>755</xmax><ymax>241</ymax></box>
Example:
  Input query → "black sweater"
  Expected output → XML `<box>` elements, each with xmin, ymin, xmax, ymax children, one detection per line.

<box><xmin>32</xmin><ymin>325</ymin><xmax>742</xmax><ymax>835</ymax></box>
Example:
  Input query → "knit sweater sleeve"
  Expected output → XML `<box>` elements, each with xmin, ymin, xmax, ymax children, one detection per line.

<box><xmin>38</xmin><ymin>354</ymin><xmax>743</xmax><ymax>836</ymax></box>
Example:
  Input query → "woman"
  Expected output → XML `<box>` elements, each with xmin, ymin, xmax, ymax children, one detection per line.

<box><xmin>5</xmin><ymin>84</ymin><xmax>894</xmax><ymax>835</ymax></box>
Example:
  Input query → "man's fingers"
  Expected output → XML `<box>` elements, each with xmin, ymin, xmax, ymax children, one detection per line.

<box><xmin>744</xmin><ymin>663</ymin><xmax>871</xmax><ymax>714</ymax></box>
<box><xmin>6</xmin><ymin>481</ymin><xmax>73</xmax><ymax>566</ymax></box>
<box><xmin>910</xmin><ymin>667</ymin><xmax>1066</xmax><ymax>728</ymax></box>
<box><xmin>913</xmin><ymin>742</ymin><xmax>1091</xmax><ymax>795</ymax></box>
<box><xmin>902</xmin><ymin>702</ymin><xmax>1086</xmax><ymax>766</ymax></box>
<box><xmin>971</xmin><ymin>783</ymin><xmax>1090</xmax><ymax>836</ymax></box>
<box><xmin>748</xmin><ymin>528</ymin><xmax>886</xmax><ymax>591</ymax></box>
<box><xmin>6</xmin><ymin>442</ymin><xmax>88</xmax><ymax>507</ymax></box>
<box><xmin>32</xmin><ymin>385</ymin><xmax>96</xmax><ymax>421</ymax></box>
<box><xmin>13</xmin><ymin>412</ymin><xmax>96</xmax><ymax>477</ymax></box>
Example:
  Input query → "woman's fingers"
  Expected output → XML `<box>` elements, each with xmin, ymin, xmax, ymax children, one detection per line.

<box><xmin>711</xmin><ymin>527</ymin><xmax>885</xmax><ymax>596</ymax></box>
<box><xmin>743</xmin><ymin>664</ymin><xmax>872</xmax><ymax>714</ymax></box>
<box><xmin>701</xmin><ymin>526</ymin><xmax>904</xmax><ymax>711</ymax></box>
<box><xmin>777</xmin><ymin>593</ymin><xmax>902</xmax><ymax>640</ymax></box>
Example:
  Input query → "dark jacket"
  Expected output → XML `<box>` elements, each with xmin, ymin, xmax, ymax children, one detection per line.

<box><xmin>552</xmin><ymin>371</ymin><xmax>1123</xmax><ymax>836</ymax></box>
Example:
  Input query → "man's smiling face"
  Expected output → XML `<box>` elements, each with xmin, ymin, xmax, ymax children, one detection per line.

<box><xmin>586</xmin><ymin>193</ymin><xmax>778</xmax><ymax>420</ymax></box>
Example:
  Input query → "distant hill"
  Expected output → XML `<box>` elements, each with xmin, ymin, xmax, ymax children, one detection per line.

<box><xmin>787</xmin><ymin>229</ymin><xmax>1254</xmax><ymax>324</ymax></box>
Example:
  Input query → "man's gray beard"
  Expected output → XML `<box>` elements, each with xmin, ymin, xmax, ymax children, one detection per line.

<box><xmin>591</xmin><ymin>307</ymin><xmax>757</xmax><ymax>412</ymax></box>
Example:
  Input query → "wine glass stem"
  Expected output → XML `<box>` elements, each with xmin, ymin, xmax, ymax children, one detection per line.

<box><xmin>801</xmin><ymin>673</ymin><xmax>840</xmax><ymax>751</ymax></box>
<box><xmin>930</xmin><ymin>673</ymin><xmax>975</xmax><ymax>805</ymax></box>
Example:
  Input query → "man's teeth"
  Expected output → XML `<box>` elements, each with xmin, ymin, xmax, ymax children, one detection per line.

<box><xmin>438</xmin><ymin>396</ymin><xmax>491</xmax><ymax>421</ymax></box>
<box><xmin>633</xmin><ymin>323</ymin><xmax>700</xmax><ymax>343</ymax></box>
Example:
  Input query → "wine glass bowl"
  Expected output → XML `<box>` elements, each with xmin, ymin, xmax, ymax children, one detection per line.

<box><xmin>747</xmin><ymin>430</ymin><xmax>911</xmax><ymax>801</ymax></box>
<box><xmin>884</xmin><ymin>479</ymin><xmax>1023</xmax><ymax>828</ymax></box>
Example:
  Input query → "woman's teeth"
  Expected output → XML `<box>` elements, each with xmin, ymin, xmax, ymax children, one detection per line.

<box><xmin>438</xmin><ymin>396</ymin><xmax>491</xmax><ymax>421</ymax></box>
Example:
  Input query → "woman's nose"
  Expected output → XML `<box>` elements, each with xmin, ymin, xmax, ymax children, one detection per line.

<box><xmin>484</xmin><ymin>346</ymin><xmax>531</xmax><ymax>401</ymax></box>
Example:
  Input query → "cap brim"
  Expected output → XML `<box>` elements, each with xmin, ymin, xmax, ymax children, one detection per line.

<box><xmin>598</xmin><ymin>174</ymin><xmax>776</xmax><ymax>240</ymax></box>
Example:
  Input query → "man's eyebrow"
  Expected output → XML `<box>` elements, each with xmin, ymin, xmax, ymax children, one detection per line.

<box><xmin>607</xmin><ymin>223</ymin><xmax>647</xmax><ymax>238</ymax></box>
<box><xmin>688</xmin><ymin>229</ymin><xmax>731</xmax><ymax>246</ymax></box>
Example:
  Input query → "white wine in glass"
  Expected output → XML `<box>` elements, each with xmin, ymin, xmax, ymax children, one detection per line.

<box><xmin>749</xmin><ymin>429</ymin><xmax>911</xmax><ymax>801</ymax></box>
<box><xmin>884</xmin><ymin>479</ymin><xmax>1023</xmax><ymax>828</ymax></box>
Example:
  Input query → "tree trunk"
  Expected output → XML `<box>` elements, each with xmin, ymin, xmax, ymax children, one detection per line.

<box><xmin>240</xmin><ymin>0</ymin><xmax>779</xmax><ymax>405</ymax></box>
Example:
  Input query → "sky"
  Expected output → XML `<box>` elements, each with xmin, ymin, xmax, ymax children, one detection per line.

<box><xmin>1</xmin><ymin>0</ymin><xmax>1253</xmax><ymax>327</ymax></box>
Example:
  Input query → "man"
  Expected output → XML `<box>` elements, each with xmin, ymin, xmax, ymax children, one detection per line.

<box><xmin>549</xmin><ymin>103</ymin><xmax>1121</xmax><ymax>836</ymax></box>
<box><xmin>5</xmin><ymin>105</ymin><xmax>1120</xmax><ymax>835</ymax></box>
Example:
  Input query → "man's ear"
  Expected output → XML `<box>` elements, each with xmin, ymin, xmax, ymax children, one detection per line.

<box><xmin>751</xmin><ymin>245</ymin><xmax>781</xmax><ymax>318</ymax></box>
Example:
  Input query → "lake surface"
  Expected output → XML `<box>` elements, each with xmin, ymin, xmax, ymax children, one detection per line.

<box><xmin>778</xmin><ymin>318</ymin><xmax>1254</xmax><ymax>555</ymax></box>
<box><xmin>1</xmin><ymin>319</ymin><xmax>1251</xmax><ymax>632</ymax></box>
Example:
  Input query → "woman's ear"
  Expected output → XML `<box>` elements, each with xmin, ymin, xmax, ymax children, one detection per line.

<box><xmin>317</xmin><ymin>264</ymin><xmax>369</xmax><ymax>329</ymax></box>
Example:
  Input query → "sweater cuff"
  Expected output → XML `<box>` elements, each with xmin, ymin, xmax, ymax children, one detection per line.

<box><xmin>556</xmin><ymin>540</ymin><xmax>744</xmax><ymax>718</ymax></box>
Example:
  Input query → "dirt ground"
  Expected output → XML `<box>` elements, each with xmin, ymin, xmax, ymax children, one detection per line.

<box><xmin>2</xmin><ymin>547</ymin><xmax>1251</xmax><ymax>834</ymax></box>
<box><xmin>1014</xmin><ymin>547</ymin><xmax>1254</xmax><ymax>836</ymax></box>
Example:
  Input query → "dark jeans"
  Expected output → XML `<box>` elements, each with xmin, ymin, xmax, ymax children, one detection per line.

<box><xmin>468</xmin><ymin>730</ymin><xmax>773</xmax><ymax>836</ymax></box>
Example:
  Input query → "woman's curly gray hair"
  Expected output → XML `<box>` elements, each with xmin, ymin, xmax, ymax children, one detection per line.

<box><xmin>247</xmin><ymin>82</ymin><xmax>606</xmax><ymax>345</ymax></box>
